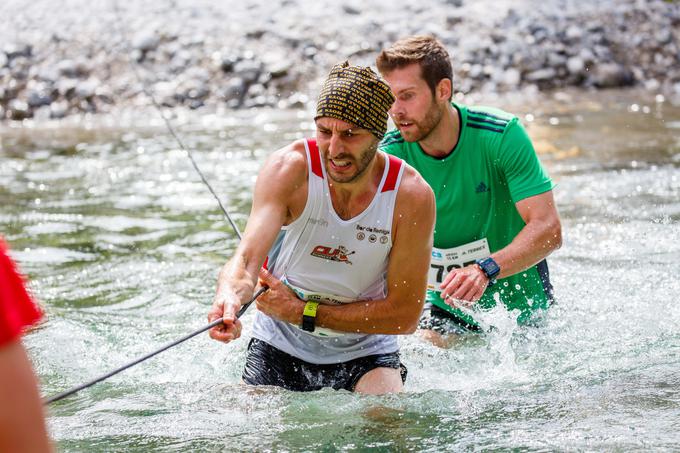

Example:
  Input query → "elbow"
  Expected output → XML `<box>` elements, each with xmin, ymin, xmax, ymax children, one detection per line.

<box><xmin>396</xmin><ymin>302</ymin><xmax>424</xmax><ymax>335</ymax></box>
<box><xmin>550</xmin><ymin>220</ymin><xmax>563</xmax><ymax>251</ymax></box>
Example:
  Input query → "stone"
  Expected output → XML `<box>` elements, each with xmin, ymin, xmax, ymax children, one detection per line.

<box><xmin>8</xmin><ymin>99</ymin><xmax>30</xmax><ymax>120</ymax></box>
<box><xmin>590</xmin><ymin>63</ymin><xmax>634</xmax><ymax>88</ymax></box>
<box><xmin>526</xmin><ymin>68</ymin><xmax>557</xmax><ymax>82</ymax></box>
<box><xmin>567</xmin><ymin>56</ymin><xmax>585</xmax><ymax>74</ymax></box>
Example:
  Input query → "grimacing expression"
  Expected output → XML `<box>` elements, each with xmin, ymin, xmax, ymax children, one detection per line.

<box><xmin>383</xmin><ymin>63</ymin><xmax>444</xmax><ymax>143</ymax></box>
<box><xmin>315</xmin><ymin>117</ymin><xmax>380</xmax><ymax>184</ymax></box>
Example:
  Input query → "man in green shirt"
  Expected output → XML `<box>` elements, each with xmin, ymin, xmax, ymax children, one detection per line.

<box><xmin>376</xmin><ymin>35</ymin><xmax>562</xmax><ymax>347</ymax></box>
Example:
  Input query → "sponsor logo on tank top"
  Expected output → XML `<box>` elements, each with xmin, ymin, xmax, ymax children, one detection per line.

<box><xmin>355</xmin><ymin>224</ymin><xmax>390</xmax><ymax>244</ymax></box>
<box><xmin>308</xmin><ymin>217</ymin><xmax>329</xmax><ymax>227</ymax></box>
<box><xmin>311</xmin><ymin>245</ymin><xmax>355</xmax><ymax>265</ymax></box>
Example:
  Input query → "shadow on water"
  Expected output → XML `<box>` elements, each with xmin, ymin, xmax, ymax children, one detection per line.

<box><xmin>2</xmin><ymin>90</ymin><xmax>680</xmax><ymax>450</ymax></box>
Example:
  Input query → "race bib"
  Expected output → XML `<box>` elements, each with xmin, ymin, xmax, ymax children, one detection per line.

<box><xmin>427</xmin><ymin>238</ymin><xmax>491</xmax><ymax>292</ymax></box>
<box><xmin>282</xmin><ymin>278</ymin><xmax>352</xmax><ymax>338</ymax></box>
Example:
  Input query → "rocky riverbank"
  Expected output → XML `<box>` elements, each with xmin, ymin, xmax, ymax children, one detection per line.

<box><xmin>1</xmin><ymin>0</ymin><xmax>679</xmax><ymax>121</ymax></box>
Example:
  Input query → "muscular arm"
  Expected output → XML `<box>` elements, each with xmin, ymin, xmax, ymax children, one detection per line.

<box><xmin>492</xmin><ymin>190</ymin><xmax>562</xmax><ymax>278</ymax></box>
<box><xmin>208</xmin><ymin>141</ymin><xmax>307</xmax><ymax>342</ymax></box>
<box><xmin>257</xmin><ymin>168</ymin><xmax>435</xmax><ymax>334</ymax></box>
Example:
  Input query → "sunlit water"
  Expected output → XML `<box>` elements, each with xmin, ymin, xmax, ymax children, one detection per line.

<box><xmin>1</xmin><ymin>91</ymin><xmax>679</xmax><ymax>451</ymax></box>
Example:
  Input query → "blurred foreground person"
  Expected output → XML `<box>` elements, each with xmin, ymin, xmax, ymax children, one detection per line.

<box><xmin>0</xmin><ymin>238</ymin><xmax>52</xmax><ymax>453</ymax></box>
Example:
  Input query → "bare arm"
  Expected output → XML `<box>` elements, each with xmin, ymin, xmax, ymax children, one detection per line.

<box><xmin>492</xmin><ymin>190</ymin><xmax>562</xmax><ymax>278</ymax></box>
<box><xmin>0</xmin><ymin>340</ymin><xmax>52</xmax><ymax>453</ymax></box>
<box><xmin>208</xmin><ymin>141</ymin><xmax>307</xmax><ymax>343</ymax></box>
<box><xmin>257</xmin><ymin>168</ymin><xmax>435</xmax><ymax>334</ymax></box>
<box><xmin>441</xmin><ymin>190</ymin><xmax>562</xmax><ymax>303</ymax></box>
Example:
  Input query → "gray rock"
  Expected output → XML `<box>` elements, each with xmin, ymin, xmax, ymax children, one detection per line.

<box><xmin>50</xmin><ymin>100</ymin><xmax>69</xmax><ymax>119</ymax></box>
<box><xmin>3</xmin><ymin>42</ymin><xmax>32</xmax><ymax>59</ymax></box>
<box><xmin>526</xmin><ymin>68</ymin><xmax>557</xmax><ymax>82</ymax></box>
<box><xmin>56</xmin><ymin>78</ymin><xmax>78</xmax><ymax>97</ymax></box>
<box><xmin>655</xmin><ymin>29</ymin><xmax>673</xmax><ymax>46</ymax></box>
<box><xmin>342</xmin><ymin>5</ymin><xmax>361</xmax><ymax>14</ymax></box>
<box><xmin>565</xmin><ymin>25</ymin><xmax>583</xmax><ymax>41</ymax></box>
<box><xmin>502</xmin><ymin>68</ymin><xmax>521</xmax><ymax>86</ymax></box>
<box><xmin>57</xmin><ymin>59</ymin><xmax>89</xmax><ymax>78</ymax></box>
<box><xmin>567</xmin><ymin>56</ymin><xmax>585</xmax><ymax>74</ymax></box>
<box><xmin>26</xmin><ymin>87</ymin><xmax>53</xmax><ymax>108</ymax></box>
<box><xmin>75</xmin><ymin>79</ymin><xmax>99</xmax><ymax>98</ymax></box>
<box><xmin>216</xmin><ymin>52</ymin><xmax>239</xmax><ymax>72</ymax></box>
<box><xmin>268</xmin><ymin>60</ymin><xmax>292</xmax><ymax>78</ymax></box>
<box><xmin>219</xmin><ymin>77</ymin><xmax>246</xmax><ymax>101</ymax></box>
<box><xmin>234</xmin><ymin>59</ymin><xmax>262</xmax><ymax>84</ymax></box>
<box><xmin>133</xmin><ymin>32</ymin><xmax>161</xmax><ymax>52</ymax></box>
<box><xmin>8</xmin><ymin>99</ymin><xmax>30</xmax><ymax>120</ymax></box>
<box><xmin>590</xmin><ymin>63</ymin><xmax>634</xmax><ymax>88</ymax></box>
<box><xmin>0</xmin><ymin>53</ymin><xmax>7</xmax><ymax>68</ymax></box>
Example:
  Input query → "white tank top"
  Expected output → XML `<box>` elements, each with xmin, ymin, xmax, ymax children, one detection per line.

<box><xmin>251</xmin><ymin>138</ymin><xmax>405</xmax><ymax>364</ymax></box>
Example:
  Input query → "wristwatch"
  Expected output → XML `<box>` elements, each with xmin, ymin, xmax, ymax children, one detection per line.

<box><xmin>301</xmin><ymin>301</ymin><xmax>319</xmax><ymax>332</ymax></box>
<box><xmin>475</xmin><ymin>257</ymin><xmax>500</xmax><ymax>286</ymax></box>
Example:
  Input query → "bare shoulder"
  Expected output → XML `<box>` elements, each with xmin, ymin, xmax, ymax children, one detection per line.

<box><xmin>395</xmin><ymin>161</ymin><xmax>435</xmax><ymax>208</ymax></box>
<box><xmin>259</xmin><ymin>139</ymin><xmax>308</xmax><ymax>189</ymax></box>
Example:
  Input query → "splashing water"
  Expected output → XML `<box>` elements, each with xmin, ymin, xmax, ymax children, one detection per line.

<box><xmin>2</xmin><ymin>92</ymin><xmax>680</xmax><ymax>451</ymax></box>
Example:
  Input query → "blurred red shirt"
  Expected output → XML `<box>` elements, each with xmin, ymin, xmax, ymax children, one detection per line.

<box><xmin>0</xmin><ymin>239</ymin><xmax>42</xmax><ymax>345</ymax></box>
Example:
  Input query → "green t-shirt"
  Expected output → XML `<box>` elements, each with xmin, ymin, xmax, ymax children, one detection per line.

<box><xmin>380</xmin><ymin>103</ymin><xmax>555</xmax><ymax>327</ymax></box>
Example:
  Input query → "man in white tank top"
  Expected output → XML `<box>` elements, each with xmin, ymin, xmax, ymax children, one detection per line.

<box><xmin>208</xmin><ymin>62</ymin><xmax>435</xmax><ymax>395</ymax></box>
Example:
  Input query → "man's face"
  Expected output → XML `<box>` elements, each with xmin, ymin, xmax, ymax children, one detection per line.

<box><xmin>315</xmin><ymin>117</ymin><xmax>379</xmax><ymax>184</ymax></box>
<box><xmin>383</xmin><ymin>63</ymin><xmax>444</xmax><ymax>143</ymax></box>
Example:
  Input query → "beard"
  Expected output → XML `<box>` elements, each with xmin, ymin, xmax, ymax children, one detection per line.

<box><xmin>325</xmin><ymin>138</ymin><xmax>379</xmax><ymax>184</ymax></box>
<box><xmin>397</xmin><ymin>98</ymin><xmax>444</xmax><ymax>143</ymax></box>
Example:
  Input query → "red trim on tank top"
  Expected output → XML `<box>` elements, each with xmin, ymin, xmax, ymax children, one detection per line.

<box><xmin>307</xmin><ymin>138</ymin><xmax>323</xmax><ymax>178</ymax></box>
<box><xmin>381</xmin><ymin>155</ymin><xmax>402</xmax><ymax>192</ymax></box>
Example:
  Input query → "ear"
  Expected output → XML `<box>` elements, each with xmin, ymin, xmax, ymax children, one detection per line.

<box><xmin>436</xmin><ymin>78</ymin><xmax>452</xmax><ymax>102</ymax></box>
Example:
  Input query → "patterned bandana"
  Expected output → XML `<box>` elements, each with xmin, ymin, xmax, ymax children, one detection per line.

<box><xmin>315</xmin><ymin>61</ymin><xmax>395</xmax><ymax>139</ymax></box>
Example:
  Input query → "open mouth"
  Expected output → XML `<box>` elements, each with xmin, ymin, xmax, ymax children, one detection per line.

<box><xmin>330</xmin><ymin>158</ymin><xmax>352</xmax><ymax>171</ymax></box>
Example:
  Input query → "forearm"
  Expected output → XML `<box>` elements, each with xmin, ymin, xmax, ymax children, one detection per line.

<box><xmin>215</xmin><ymin>253</ymin><xmax>260</xmax><ymax>306</ymax></box>
<box><xmin>315</xmin><ymin>295</ymin><xmax>424</xmax><ymax>335</ymax></box>
<box><xmin>492</xmin><ymin>218</ymin><xmax>562</xmax><ymax>279</ymax></box>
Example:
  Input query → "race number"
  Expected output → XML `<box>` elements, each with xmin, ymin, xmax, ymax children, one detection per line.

<box><xmin>427</xmin><ymin>238</ymin><xmax>491</xmax><ymax>292</ymax></box>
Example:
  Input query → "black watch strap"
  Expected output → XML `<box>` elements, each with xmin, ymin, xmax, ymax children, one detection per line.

<box><xmin>301</xmin><ymin>301</ymin><xmax>319</xmax><ymax>332</ymax></box>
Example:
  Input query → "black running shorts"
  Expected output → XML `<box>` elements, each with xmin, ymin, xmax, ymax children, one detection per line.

<box><xmin>242</xmin><ymin>338</ymin><xmax>407</xmax><ymax>392</ymax></box>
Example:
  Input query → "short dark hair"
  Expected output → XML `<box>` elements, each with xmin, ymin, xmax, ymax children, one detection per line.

<box><xmin>376</xmin><ymin>35</ymin><xmax>453</xmax><ymax>100</ymax></box>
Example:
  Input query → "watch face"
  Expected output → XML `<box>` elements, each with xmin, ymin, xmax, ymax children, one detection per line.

<box><xmin>479</xmin><ymin>258</ymin><xmax>500</xmax><ymax>278</ymax></box>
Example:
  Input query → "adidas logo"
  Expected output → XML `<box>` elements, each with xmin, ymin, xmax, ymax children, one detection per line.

<box><xmin>476</xmin><ymin>182</ymin><xmax>489</xmax><ymax>193</ymax></box>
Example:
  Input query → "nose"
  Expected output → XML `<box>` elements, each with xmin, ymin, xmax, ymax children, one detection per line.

<box><xmin>389</xmin><ymin>99</ymin><xmax>403</xmax><ymax>119</ymax></box>
<box><xmin>328</xmin><ymin>132</ymin><xmax>344</xmax><ymax>157</ymax></box>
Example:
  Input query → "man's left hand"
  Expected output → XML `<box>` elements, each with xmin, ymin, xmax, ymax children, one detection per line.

<box><xmin>439</xmin><ymin>264</ymin><xmax>489</xmax><ymax>308</ymax></box>
<box><xmin>256</xmin><ymin>268</ymin><xmax>304</xmax><ymax>324</ymax></box>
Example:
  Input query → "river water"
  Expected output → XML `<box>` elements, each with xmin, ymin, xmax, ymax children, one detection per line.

<box><xmin>1</xmin><ymin>90</ymin><xmax>679</xmax><ymax>451</ymax></box>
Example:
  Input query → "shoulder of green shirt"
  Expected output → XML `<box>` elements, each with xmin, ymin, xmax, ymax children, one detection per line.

<box><xmin>464</xmin><ymin>104</ymin><xmax>517</xmax><ymax>135</ymax></box>
<box><xmin>380</xmin><ymin>129</ymin><xmax>405</xmax><ymax>148</ymax></box>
